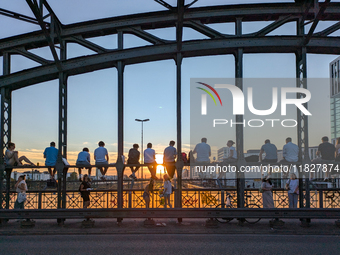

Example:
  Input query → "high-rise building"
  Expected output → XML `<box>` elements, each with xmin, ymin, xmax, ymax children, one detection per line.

<box><xmin>217</xmin><ymin>147</ymin><xmax>229</xmax><ymax>162</ymax></box>
<box><xmin>330</xmin><ymin>56</ymin><xmax>340</xmax><ymax>140</ymax></box>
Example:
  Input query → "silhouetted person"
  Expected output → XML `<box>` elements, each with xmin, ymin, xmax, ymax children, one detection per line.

<box><xmin>163</xmin><ymin>141</ymin><xmax>177</xmax><ymax>179</ymax></box>
<box><xmin>76</xmin><ymin>147</ymin><xmax>92</xmax><ymax>181</ymax></box>
<box><xmin>94</xmin><ymin>141</ymin><xmax>109</xmax><ymax>180</ymax></box>
<box><xmin>128</xmin><ymin>144</ymin><xmax>140</xmax><ymax>180</ymax></box>
<box><xmin>143</xmin><ymin>179</ymin><xmax>154</xmax><ymax>208</ymax></box>
<box><xmin>312</xmin><ymin>136</ymin><xmax>336</xmax><ymax>181</ymax></box>
<box><xmin>144</xmin><ymin>143</ymin><xmax>158</xmax><ymax>180</ymax></box>
<box><xmin>79</xmin><ymin>174</ymin><xmax>92</xmax><ymax>208</ymax></box>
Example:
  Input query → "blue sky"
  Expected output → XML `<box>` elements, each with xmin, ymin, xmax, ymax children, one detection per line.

<box><xmin>0</xmin><ymin>0</ymin><xmax>339</xmax><ymax>164</ymax></box>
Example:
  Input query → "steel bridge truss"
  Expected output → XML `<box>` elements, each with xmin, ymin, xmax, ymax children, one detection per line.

<box><xmin>1</xmin><ymin>0</ymin><xmax>340</xmax><ymax>213</ymax></box>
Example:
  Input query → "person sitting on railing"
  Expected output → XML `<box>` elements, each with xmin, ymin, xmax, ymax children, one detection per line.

<box><xmin>280</xmin><ymin>137</ymin><xmax>299</xmax><ymax>178</ymax></box>
<box><xmin>143</xmin><ymin>179</ymin><xmax>154</xmax><ymax>208</ymax></box>
<box><xmin>312</xmin><ymin>136</ymin><xmax>335</xmax><ymax>181</ymax></box>
<box><xmin>280</xmin><ymin>137</ymin><xmax>299</xmax><ymax>163</ymax></box>
<box><xmin>193</xmin><ymin>138</ymin><xmax>211</xmax><ymax>179</ymax></box>
<box><xmin>128</xmin><ymin>144</ymin><xmax>140</xmax><ymax>180</ymax></box>
<box><xmin>76</xmin><ymin>147</ymin><xmax>92</xmax><ymax>181</ymax></box>
<box><xmin>223</xmin><ymin>140</ymin><xmax>237</xmax><ymax>164</ymax></box>
<box><xmin>5</xmin><ymin>142</ymin><xmax>35</xmax><ymax>167</ymax></box>
<box><xmin>43</xmin><ymin>141</ymin><xmax>58</xmax><ymax>179</ymax></box>
<box><xmin>79</xmin><ymin>174</ymin><xmax>92</xmax><ymax>208</ymax></box>
<box><xmin>163</xmin><ymin>141</ymin><xmax>177</xmax><ymax>179</ymax></box>
<box><xmin>94</xmin><ymin>141</ymin><xmax>109</xmax><ymax>180</ymax></box>
<box><xmin>162</xmin><ymin>174</ymin><xmax>172</xmax><ymax>208</ymax></box>
<box><xmin>144</xmin><ymin>143</ymin><xmax>158</xmax><ymax>180</ymax></box>
<box><xmin>259</xmin><ymin>139</ymin><xmax>278</xmax><ymax>164</ymax></box>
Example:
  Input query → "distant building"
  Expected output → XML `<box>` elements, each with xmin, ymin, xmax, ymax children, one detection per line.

<box><xmin>330</xmin><ymin>56</ymin><xmax>340</xmax><ymax>140</ymax></box>
<box><xmin>217</xmin><ymin>147</ymin><xmax>229</xmax><ymax>162</ymax></box>
<box><xmin>11</xmin><ymin>170</ymin><xmax>50</xmax><ymax>181</ymax></box>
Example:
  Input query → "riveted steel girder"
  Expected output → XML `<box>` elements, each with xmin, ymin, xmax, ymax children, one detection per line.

<box><xmin>1</xmin><ymin>36</ymin><xmax>340</xmax><ymax>91</ymax></box>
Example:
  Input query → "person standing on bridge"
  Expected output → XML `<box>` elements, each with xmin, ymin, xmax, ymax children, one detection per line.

<box><xmin>163</xmin><ymin>141</ymin><xmax>177</xmax><ymax>179</ymax></box>
<box><xmin>162</xmin><ymin>174</ymin><xmax>172</xmax><ymax>208</ymax></box>
<box><xmin>261</xmin><ymin>177</ymin><xmax>274</xmax><ymax>208</ymax></box>
<box><xmin>285</xmin><ymin>173</ymin><xmax>299</xmax><ymax>208</ymax></box>
<box><xmin>14</xmin><ymin>175</ymin><xmax>28</xmax><ymax>209</ymax></box>
<box><xmin>193</xmin><ymin>138</ymin><xmax>211</xmax><ymax>179</ymax></box>
<box><xmin>94</xmin><ymin>141</ymin><xmax>109</xmax><ymax>180</ymax></box>
<box><xmin>79</xmin><ymin>174</ymin><xmax>92</xmax><ymax>208</ymax></box>
<box><xmin>143</xmin><ymin>179</ymin><xmax>154</xmax><ymax>208</ymax></box>
<box><xmin>43</xmin><ymin>141</ymin><xmax>58</xmax><ymax>179</ymax></box>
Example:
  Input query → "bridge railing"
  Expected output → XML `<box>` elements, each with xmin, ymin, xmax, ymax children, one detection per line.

<box><xmin>2</xmin><ymin>187</ymin><xmax>340</xmax><ymax>210</ymax></box>
<box><xmin>1</xmin><ymin>163</ymin><xmax>340</xmax><ymax>211</ymax></box>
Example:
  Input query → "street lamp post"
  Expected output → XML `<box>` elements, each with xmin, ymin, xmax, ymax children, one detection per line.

<box><xmin>135</xmin><ymin>118</ymin><xmax>150</xmax><ymax>179</ymax></box>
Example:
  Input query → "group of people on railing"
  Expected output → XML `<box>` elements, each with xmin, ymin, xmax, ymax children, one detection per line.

<box><xmin>5</xmin><ymin>135</ymin><xmax>340</xmax><ymax>210</ymax></box>
<box><xmin>4</xmin><ymin>139</ymin><xmax>179</xmax><ymax>180</ymax></box>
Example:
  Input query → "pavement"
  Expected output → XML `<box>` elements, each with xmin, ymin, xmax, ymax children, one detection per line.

<box><xmin>1</xmin><ymin>234</ymin><xmax>340</xmax><ymax>255</ymax></box>
<box><xmin>1</xmin><ymin>218</ymin><xmax>340</xmax><ymax>236</ymax></box>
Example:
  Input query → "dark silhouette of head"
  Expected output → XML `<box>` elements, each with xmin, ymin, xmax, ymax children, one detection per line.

<box><xmin>8</xmin><ymin>142</ymin><xmax>15</xmax><ymax>149</ymax></box>
<box><xmin>286</xmin><ymin>137</ymin><xmax>292</xmax><ymax>143</ymax></box>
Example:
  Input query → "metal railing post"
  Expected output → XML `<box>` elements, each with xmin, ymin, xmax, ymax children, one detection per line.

<box><xmin>116</xmin><ymin>158</ymin><xmax>125</xmax><ymax>221</ymax></box>
<box><xmin>319</xmin><ymin>190</ymin><xmax>323</xmax><ymax>208</ymax></box>
<box><xmin>56</xmin><ymin>155</ymin><xmax>64</xmax><ymax>209</ymax></box>
<box><xmin>5</xmin><ymin>168</ymin><xmax>12</xmax><ymax>209</ymax></box>
<box><xmin>0</xmin><ymin>164</ymin><xmax>4</xmax><ymax>210</ymax></box>
<box><xmin>62</xmin><ymin>167</ymin><xmax>67</xmax><ymax>209</ymax></box>
<box><xmin>38</xmin><ymin>191</ymin><xmax>42</xmax><ymax>209</ymax></box>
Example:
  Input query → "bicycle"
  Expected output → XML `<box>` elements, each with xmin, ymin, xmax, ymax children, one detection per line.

<box><xmin>215</xmin><ymin>192</ymin><xmax>261</xmax><ymax>224</ymax></box>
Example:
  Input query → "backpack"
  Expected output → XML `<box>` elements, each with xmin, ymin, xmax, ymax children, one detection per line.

<box><xmin>181</xmin><ymin>152</ymin><xmax>188</xmax><ymax>163</ymax></box>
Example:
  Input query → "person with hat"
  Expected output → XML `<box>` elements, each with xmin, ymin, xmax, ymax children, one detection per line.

<box><xmin>223</xmin><ymin>140</ymin><xmax>237</xmax><ymax>163</ymax></box>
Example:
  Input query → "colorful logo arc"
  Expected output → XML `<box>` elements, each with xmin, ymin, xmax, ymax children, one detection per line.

<box><xmin>196</xmin><ymin>82</ymin><xmax>223</xmax><ymax>106</ymax></box>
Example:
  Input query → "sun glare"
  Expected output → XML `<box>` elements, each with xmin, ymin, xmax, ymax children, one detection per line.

<box><xmin>155</xmin><ymin>154</ymin><xmax>165</xmax><ymax>175</ymax></box>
